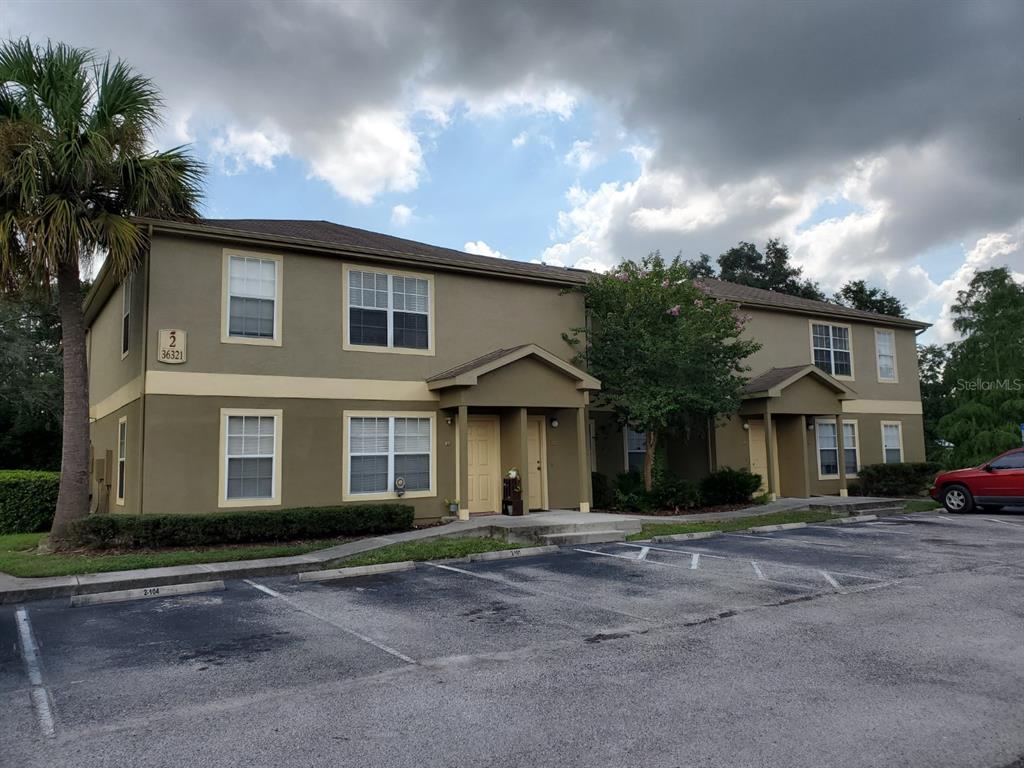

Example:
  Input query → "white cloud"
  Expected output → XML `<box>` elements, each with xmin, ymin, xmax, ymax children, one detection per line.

<box><xmin>210</xmin><ymin>124</ymin><xmax>291</xmax><ymax>173</ymax></box>
<box><xmin>564</xmin><ymin>139</ymin><xmax>598</xmax><ymax>172</ymax></box>
<box><xmin>417</xmin><ymin>80</ymin><xmax>579</xmax><ymax>126</ymax></box>
<box><xmin>464</xmin><ymin>240</ymin><xmax>506</xmax><ymax>259</ymax></box>
<box><xmin>308</xmin><ymin>111</ymin><xmax>424</xmax><ymax>204</ymax></box>
<box><xmin>512</xmin><ymin>131</ymin><xmax>529</xmax><ymax>148</ymax></box>
<box><xmin>391</xmin><ymin>204</ymin><xmax>416</xmax><ymax>227</ymax></box>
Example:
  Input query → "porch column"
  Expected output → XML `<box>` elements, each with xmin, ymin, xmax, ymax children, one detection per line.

<box><xmin>516</xmin><ymin>408</ymin><xmax>530</xmax><ymax>511</ymax></box>
<box><xmin>835</xmin><ymin>413</ymin><xmax>848</xmax><ymax>497</ymax></box>
<box><xmin>457</xmin><ymin>405</ymin><xmax>469</xmax><ymax>520</ymax></box>
<box><xmin>799</xmin><ymin>417</ymin><xmax>811</xmax><ymax>499</ymax></box>
<box><xmin>764</xmin><ymin>404</ymin><xmax>778</xmax><ymax>501</ymax></box>
<box><xmin>577</xmin><ymin>406</ymin><xmax>591</xmax><ymax>513</ymax></box>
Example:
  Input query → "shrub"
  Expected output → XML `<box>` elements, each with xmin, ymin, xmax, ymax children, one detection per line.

<box><xmin>612</xmin><ymin>471</ymin><xmax>651</xmax><ymax>512</ymax></box>
<box><xmin>67</xmin><ymin>503</ymin><xmax>415</xmax><ymax>550</ymax></box>
<box><xmin>0</xmin><ymin>470</ymin><xmax>60</xmax><ymax>534</ymax></box>
<box><xmin>651</xmin><ymin>472</ymin><xmax>701</xmax><ymax>511</ymax></box>
<box><xmin>591</xmin><ymin>472</ymin><xmax>614</xmax><ymax>510</ymax></box>
<box><xmin>699</xmin><ymin>468</ymin><xmax>762</xmax><ymax>506</ymax></box>
<box><xmin>857</xmin><ymin>462</ymin><xmax>941</xmax><ymax>497</ymax></box>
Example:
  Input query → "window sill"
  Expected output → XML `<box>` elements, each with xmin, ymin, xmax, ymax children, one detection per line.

<box><xmin>218</xmin><ymin>497</ymin><xmax>282</xmax><ymax>509</ymax></box>
<box><xmin>221</xmin><ymin>335</ymin><xmax>282</xmax><ymax>347</ymax></box>
<box><xmin>342</xmin><ymin>342</ymin><xmax>434</xmax><ymax>357</ymax></box>
<box><xmin>342</xmin><ymin>489</ymin><xmax>435</xmax><ymax>503</ymax></box>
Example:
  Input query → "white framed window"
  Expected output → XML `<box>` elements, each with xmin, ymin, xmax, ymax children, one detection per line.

<box><xmin>343</xmin><ymin>265</ymin><xmax>434</xmax><ymax>355</ymax></box>
<box><xmin>875</xmin><ymin>329</ymin><xmax>898</xmax><ymax>383</ymax></box>
<box><xmin>344</xmin><ymin>411</ymin><xmax>435</xmax><ymax>500</ymax></box>
<box><xmin>221</xmin><ymin>250</ymin><xmax>282</xmax><ymax>346</ymax></box>
<box><xmin>816</xmin><ymin>419</ymin><xmax>859</xmax><ymax>479</ymax></box>
<box><xmin>120</xmin><ymin>273</ymin><xmax>133</xmax><ymax>359</ymax></box>
<box><xmin>625</xmin><ymin>427</ymin><xmax>646</xmax><ymax>473</ymax></box>
<box><xmin>116</xmin><ymin>416</ymin><xmax>127</xmax><ymax>505</ymax></box>
<box><xmin>810</xmin><ymin>322</ymin><xmax>853</xmax><ymax>378</ymax></box>
<box><xmin>881</xmin><ymin>421</ymin><xmax>904</xmax><ymax>464</ymax></box>
<box><xmin>219</xmin><ymin>409</ymin><xmax>282</xmax><ymax>507</ymax></box>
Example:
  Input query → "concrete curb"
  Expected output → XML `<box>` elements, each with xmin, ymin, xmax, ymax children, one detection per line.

<box><xmin>297</xmin><ymin>561</ymin><xmax>416</xmax><ymax>582</ymax></box>
<box><xmin>748</xmin><ymin>522</ymin><xmax>807</xmax><ymax>533</ymax></box>
<box><xmin>815</xmin><ymin>514</ymin><xmax>879</xmax><ymax>525</ymax></box>
<box><xmin>651</xmin><ymin>531</ymin><xmax>722</xmax><ymax>543</ymax></box>
<box><xmin>467</xmin><ymin>545</ymin><xmax>558</xmax><ymax>562</ymax></box>
<box><xmin>70</xmin><ymin>580</ymin><xmax>225</xmax><ymax>607</ymax></box>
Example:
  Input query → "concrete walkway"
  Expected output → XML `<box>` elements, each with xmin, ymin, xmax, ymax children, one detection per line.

<box><xmin>0</xmin><ymin>496</ymin><xmax>905</xmax><ymax>605</ymax></box>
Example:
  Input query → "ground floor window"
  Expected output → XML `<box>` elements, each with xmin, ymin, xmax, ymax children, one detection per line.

<box><xmin>116</xmin><ymin>416</ymin><xmax>127</xmax><ymax>505</ymax></box>
<box><xmin>626</xmin><ymin>427</ymin><xmax>646</xmax><ymax>473</ymax></box>
<box><xmin>882</xmin><ymin>421</ymin><xmax>904</xmax><ymax>463</ymax></box>
<box><xmin>221</xmin><ymin>409</ymin><xmax>282</xmax><ymax>506</ymax></box>
<box><xmin>346</xmin><ymin>413</ymin><xmax>433</xmax><ymax>498</ymax></box>
<box><xmin>816</xmin><ymin>419</ymin><xmax>859</xmax><ymax>478</ymax></box>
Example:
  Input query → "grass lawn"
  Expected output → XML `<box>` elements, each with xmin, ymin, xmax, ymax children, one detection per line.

<box><xmin>0</xmin><ymin>533</ymin><xmax>347</xmax><ymax>579</ymax></box>
<box><xmin>333</xmin><ymin>536</ymin><xmax>533</xmax><ymax>568</ymax></box>
<box><xmin>904</xmin><ymin>499</ymin><xmax>941</xmax><ymax>512</ymax></box>
<box><xmin>626</xmin><ymin>508</ymin><xmax>848</xmax><ymax>541</ymax></box>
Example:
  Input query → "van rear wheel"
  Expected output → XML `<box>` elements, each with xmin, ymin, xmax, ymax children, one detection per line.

<box><xmin>943</xmin><ymin>485</ymin><xmax>973</xmax><ymax>514</ymax></box>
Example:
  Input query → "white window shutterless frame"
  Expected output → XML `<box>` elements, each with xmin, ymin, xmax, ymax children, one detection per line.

<box><xmin>221</xmin><ymin>251</ymin><xmax>283</xmax><ymax>346</ymax></box>
<box><xmin>219</xmin><ymin>409</ymin><xmax>283</xmax><ymax>507</ymax></box>
<box><xmin>625</xmin><ymin>427</ymin><xmax>646</xmax><ymax>473</ymax></box>
<box><xmin>116</xmin><ymin>416</ymin><xmax>127</xmax><ymax>504</ymax></box>
<box><xmin>816</xmin><ymin>419</ymin><xmax>859</xmax><ymax>479</ymax></box>
<box><xmin>343</xmin><ymin>412</ymin><xmax>436</xmax><ymax>501</ymax></box>
<box><xmin>810</xmin><ymin>321</ymin><xmax>853</xmax><ymax>378</ymax></box>
<box><xmin>120</xmin><ymin>274</ymin><xmax>132</xmax><ymax>359</ymax></box>
<box><xmin>342</xmin><ymin>265</ymin><xmax>435</xmax><ymax>355</ymax></box>
<box><xmin>875</xmin><ymin>329</ymin><xmax>898</xmax><ymax>383</ymax></box>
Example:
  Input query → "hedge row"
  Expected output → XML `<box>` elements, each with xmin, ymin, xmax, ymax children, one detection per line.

<box><xmin>856</xmin><ymin>462</ymin><xmax>941</xmax><ymax>497</ymax></box>
<box><xmin>0</xmin><ymin>470</ymin><xmax>60</xmax><ymax>534</ymax></box>
<box><xmin>68</xmin><ymin>504</ymin><xmax>415</xmax><ymax>549</ymax></box>
<box><xmin>593</xmin><ymin>467</ymin><xmax>762</xmax><ymax>512</ymax></box>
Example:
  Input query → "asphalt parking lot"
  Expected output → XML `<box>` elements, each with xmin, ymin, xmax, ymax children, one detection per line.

<box><xmin>4</xmin><ymin>510</ymin><xmax>1024</xmax><ymax>768</ymax></box>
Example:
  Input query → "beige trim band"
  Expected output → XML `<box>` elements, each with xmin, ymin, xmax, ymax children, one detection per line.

<box><xmin>90</xmin><ymin>376</ymin><xmax>144</xmax><ymax>420</ymax></box>
<box><xmin>841</xmin><ymin>399</ymin><xmax>922</xmax><ymax>415</ymax></box>
<box><xmin>145</xmin><ymin>371</ymin><xmax>439</xmax><ymax>402</ymax></box>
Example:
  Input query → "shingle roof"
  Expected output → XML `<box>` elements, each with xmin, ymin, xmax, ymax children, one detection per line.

<box><xmin>743</xmin><ymin>365</ymin><xmax>812</xmax><ymax>394</ymax></box>
<box><xmin>187</xmin><ymin>218</ymin><xmax>590</xmax><ymax>285</ymax></box>
<box><xmin>426</xmin><ymin>345</ymin><xmax>529</xmax><ymax>382</ymax></box>
<box><xmin>699</xmin><ymin>277</ymin><xmax>929</xmax><ymax>329</ymax></box>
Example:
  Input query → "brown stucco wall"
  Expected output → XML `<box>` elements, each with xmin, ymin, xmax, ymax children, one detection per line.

<box><xmin>714</xmin><ymin>415</ymin><xmax>751</xmax><ymax>472</ymax></box>
<box><xmin>145</xmin><ymin>234</ymin><xmax>584</xmax><ymax>381</ymax></box>
<box><xmin>87</xmin><ymin>257</ymin><xmax>148</xmax><ymax>406</ymax></box>
<box><xmin>440</xmin><ymin>358</ymin><xmax>586</xmax><ymax>409</ymax></box>
<box><xmin>89</xmin><ymin>399</ymin><xmax>143</xmax><ymax>515</ymax></box>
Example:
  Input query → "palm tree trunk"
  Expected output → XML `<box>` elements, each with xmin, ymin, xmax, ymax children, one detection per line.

<box><xmin>49</xmin><ymin>260</ymin><xmax>91</xmax><ymax>541</ymax></box>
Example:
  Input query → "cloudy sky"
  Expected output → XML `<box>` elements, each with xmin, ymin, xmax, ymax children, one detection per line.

<box><xmin>6</xmin><ymin>0</ymin><xmax>1023</xmax><ymax>341</ymax></box>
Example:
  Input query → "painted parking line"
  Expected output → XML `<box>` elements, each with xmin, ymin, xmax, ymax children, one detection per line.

<box><xmin>985</xmin><ymin>518</ymin><xmax>1024</xmax><ymax>527</ymax></box>
<box><xmin>690</xmin><ymin>553</ymin><xmax>700</xmax><ymax>570</ymax></box>
<box><xmin>14</xmin><ymin>607</ymin><xmax>56</xmax><ymax>738</ymax></box>
<box><xmin>726</xmin><ymin>532</ymin><xmax>850</xmax><ymax>549</ymax></box>
<box><xmin>244</xmin><ymin>580</ymin><xmax>417</xmax><ymax>665</ymax></box>
<box><xmin>620</xmin><ymin>542</ymin><xmax>727</xmax><ymax>559</ymax></box>
<box><xmin>751</xmin><ymin>562</ymin><xmax>766</xmax><ymax>580</ymax></box>
<box><xmin>819</xmin><ymin>570</ymin><xmax>841</xmax><ymax>589</ymax></box>
<box><xmin>428</xmin><ymin>561</ymin><xmax>652</xmax><ymax>621</ymax></box>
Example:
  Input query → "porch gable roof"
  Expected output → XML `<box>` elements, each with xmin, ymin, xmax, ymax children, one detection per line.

<box><xmin>742</xmin><ymin>364</ymin><xmax>856</xmax><ymax>400</ymax></box>
<box><xmin>426</xmin><ymin>344</ymin><xmax>600</xmax><ymax>392</ymax></box>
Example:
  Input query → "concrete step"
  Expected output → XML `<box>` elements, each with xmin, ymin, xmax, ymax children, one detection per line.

<box><xmin>540</xmin><ymin>530</ymin><xmax>627</xmax><ymax>546</ymax></box>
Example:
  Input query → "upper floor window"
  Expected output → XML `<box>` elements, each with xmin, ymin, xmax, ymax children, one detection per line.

<box><xmin>344</xmin><ymin>266</ymin><xmax>433</xmax><ymax>355</ymax></box>
<box><xmin>222</xmin><ymin>251</ymin><xmax>282</xmax><ymax>346</ymax></box>
<box><xmin>811</xmin><ymin>322</ymin><xmax>852</xmax><ymax>377</ymax></box>
<box><xmin>121</xmin><ymin>273</ymin><xmax>133</xmax><ymax>358</ymax></box>
<box><xmin>626</xmin><ymin>428</ymin><xmax>646</xmax><ymax>473</ymax></box>
<box><xmin>875</xmin><ymin>329</ymin><xmax>897</xmax><ymax>382</ymax></box>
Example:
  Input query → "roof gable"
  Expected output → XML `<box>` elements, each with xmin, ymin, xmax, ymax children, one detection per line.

<box><xmin>743</xmin><ymin>364</ymin><xmax>856</xmax><ymax>399</ymax></box>
<box><xmin>427</xmin><ymin>344</ymin><xmax>600</xmax><ymax>391</ymax></box>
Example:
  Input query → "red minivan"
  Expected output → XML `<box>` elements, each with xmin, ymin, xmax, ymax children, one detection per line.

<box><xmin>931</xmin><ymin>448</ymin><xmax>1024</xmax><ymax>513</ymax></box>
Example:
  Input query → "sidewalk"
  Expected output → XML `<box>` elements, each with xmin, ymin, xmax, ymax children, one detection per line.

<box><xmin>0</xmin><ymin>497</ymin><xmax>902</xmax><ymax>605</ymax></box>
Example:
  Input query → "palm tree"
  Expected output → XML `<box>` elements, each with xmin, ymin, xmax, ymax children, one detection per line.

<box><xmin>0</xmin><ymin>39</ymin><xmax>204</xmax><ymax>540</ymax></box>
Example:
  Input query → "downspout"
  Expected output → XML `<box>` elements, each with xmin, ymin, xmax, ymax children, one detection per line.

<box><xmin>137</xmin><ymin>224</ymin><xmax>153</xmax><ymax>516</ymax></box>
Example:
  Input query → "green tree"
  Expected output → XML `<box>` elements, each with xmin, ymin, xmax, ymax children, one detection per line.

<box><xmin>565</xmin><ymin>253</ymin><xmax>761</xmax><ymax>490</ymax></box>
<box><xmin>917</xmin><ymin>343</ymin><xmax>951</xmax><ymax>463</ymax></box>
<box><xmin>833</xmin><ymin>279</ymin><xmax>906</xmax><ymax>317</ymax></box>
<box><xmin>717</xmin><ymin>238</ymin><xmax>825</xmax><ymax>300</ymax></box>
<box><xmin>681</xmin><ymin>252</ymin><xmax>715</xmax><ymax>278</ymax></box>
<box><xmin>938</xmin><ymin>268</ymin><xmax>1024</xmax><ymax>467</ymax></box>
<box><xmin>0</xmin><ymin>40</ymin><xmax>204</xmax><ymax>539</ymax></box>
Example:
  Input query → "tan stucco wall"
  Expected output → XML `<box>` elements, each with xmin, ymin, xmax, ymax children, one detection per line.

<box><xmin>739</xmin><ymin>307</ymin><xmax>922</xmax><ymax>403</ymax></box>
<box><xmin>439</xmin><ymin>357</ymin><xmax>586</xmax><ymax>409</ymax></box>
<box><xmin>89</xmin><ymin>399</ymin><xmax>143</xmax><ymax>515</ymax></box>
<box><xmin>775</xmin><ymin>415</ymin><xmax>807</xmax><ymax>497</ymax></box>
<box><xmin>145</xmin><ymin>235</ymin><xmax>584</xmax><ymax>381</ymax></box>
<box><xmin>88</xmin><ymin>258</ymin><xmax>147</xmax><ymax>406</ymax></box>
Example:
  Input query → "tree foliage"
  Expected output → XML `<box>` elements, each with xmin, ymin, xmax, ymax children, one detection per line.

<box><xmin>565</xmin><ymin>253</ymin><xmax>761</xmax><ymax>489</ymax></box>
<box><xmin>917</xmin><ymin>343</ymin><xmax>952</xmax><ymax>463</ymax></box>
<box><xmin>682</xmin><ymin>238</ymin><xmax>826</xmax><ymax>300</ymax></box>
<box><xmin>833</xmin><ymin>279</ymin><xmax>907</xmax><ymax>317</ymax></box>
<box><xmin>0</xmin><ymin>39</ymin><xmax>204</xmax><ymax>538</ymax></box>
<box><xmin>938</xmin><ymin>268</ymin><xmax>1024</xmax><ymax>467</ymax></box>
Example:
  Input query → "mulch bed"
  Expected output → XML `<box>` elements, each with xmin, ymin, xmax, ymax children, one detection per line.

<box><xmin>594</xmin><ymin>503</ymin><xmax>755</xmax><ymax>517</ymax></box>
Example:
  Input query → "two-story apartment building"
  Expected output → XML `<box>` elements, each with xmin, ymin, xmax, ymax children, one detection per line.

<box><xmin>85</xmin><ymin>218</ymin><xmax>599</xmax><ymax>522</ymax></box>
<box><xmin>85</xmin><ymin>217</ymin><xmax>928</xmax><ymax>522</ymax></box>
<box><xmin>591</xmin><ymin>279</ymin><xmax>929</xmax><ymax>499</ymax></box>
